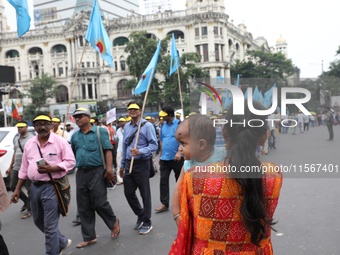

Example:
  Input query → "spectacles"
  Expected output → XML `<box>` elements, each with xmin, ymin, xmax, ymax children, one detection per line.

<box><xmin>74</xmin><ymin>114</ymin><xmax>86</xmax><ymax>119</ymax></box>
<box><xmin>34</xmin><ymin>123</ymin><xmax>51</xmax><ymax>128</ymax></box>
<box><xmin>128</xmin><ymin>109</ymin><xmax>139</xmax><ymax>111</ymax></box>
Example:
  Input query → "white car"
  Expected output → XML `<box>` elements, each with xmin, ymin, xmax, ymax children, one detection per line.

<box><xmin>0</xmin><ymin>127</ymin><xmax>36</xmax><ymax>188</ymax></box>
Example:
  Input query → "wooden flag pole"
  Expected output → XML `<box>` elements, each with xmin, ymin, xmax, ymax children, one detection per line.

<box><xmin>176</xmin><ymin>67</ymin><xmax>184</xmax><ymax>117</ymax></box>
<box><xmin>129</xmin><ymin>67</ymin><xmax>155</xmax><ymax>174</ymax></box>
<box><xmin>62</xmin><ymin>44</ymin><xmax>87</xmax><ymax>137</ymax></box>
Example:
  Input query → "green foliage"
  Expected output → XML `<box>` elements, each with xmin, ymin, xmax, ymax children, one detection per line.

<box><xmin>231</xmin><ymin>50</ymin><xmax>296</xmax><ymax>91</ymax></box>
<box><xmin>124</xmin><ymin>31</ymin><xmax>209</xmax><ymax>112</ymax></box>
<box><xmin>23</xmin><ymin>74</ymin><xmax>57</xmax><ymax>120</ymax></box>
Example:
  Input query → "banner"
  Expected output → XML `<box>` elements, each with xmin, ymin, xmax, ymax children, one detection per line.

<box><xmin>106</xmin><ymin>108</ymin><xmax>116</xmax><ymax>124</ymax></box>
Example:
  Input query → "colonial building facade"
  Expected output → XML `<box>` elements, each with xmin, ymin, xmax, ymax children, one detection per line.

<box><xmin>0</xmin><ymin>0</ymin><xmax>282</xmax><ymax>116</ymax></box>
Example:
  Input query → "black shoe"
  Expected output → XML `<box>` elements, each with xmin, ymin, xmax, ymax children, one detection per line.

<box><xmin>72</xmin><ymin>217</ymin><xmax>81</xmax><ymax>226</ymax></box>
<box><xmin>134</xmin><ymin>220</ymin><xmax>143</xmax><ymax>230</ymax></box>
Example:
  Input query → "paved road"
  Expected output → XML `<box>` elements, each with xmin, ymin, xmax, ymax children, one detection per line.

<box><xmin>1</xmin><ymin>125</ymin><xmax>339</xmax><ymax>255</ymax></box>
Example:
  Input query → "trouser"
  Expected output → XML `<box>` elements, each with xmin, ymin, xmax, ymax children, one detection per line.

<box><xmin>269</xmin><ymin>129</ymin><xmax>276</xmax><ymax>149</ymax></box>
<box><xmin>327</xmin><ymin>124</ymin><xmax>334</xmax><ymax>140</ymax></box>
<box><xmin>0</xmin><ymin>234</ymin><xmax>9</xmax><ymax>255</ymax></box>
<box><xmin>116</xmin><ymin>151</ymin><xmax>123</xmax><ymax>183</ymax></box>
<box><xmin>30</xmin><ymin>183</ymin><xmax>68</xmax><ymax>255</ymax></box>
<box><xmin>123</xmin><ymin>159</ymin><xmax>152</xmax><ymax>225</ymax></box>
<box><xmin>10</xmin><ymin>170</ymin><xmax>31</xmax><ymax>211</ymax></box>
<box><xmin>159</xmin><ymin>159</ymin><xmax>184</xmax><ymax>207</ymax></box>
<box><xmin>76</xmin><ymin>167</ymin><xmax>117</xmax><ymax>241</ymax></box>
<box><xmin>112</xmin><ymin>144</ymin><xmax>117</xmax><ymax>169</ymax></box>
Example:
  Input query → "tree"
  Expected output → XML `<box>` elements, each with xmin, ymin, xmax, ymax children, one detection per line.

<box><xmin>230</xmin><ymin>50</ymin><xmax>296</xmax><ymax>92</ymax></box>
<box><xmin>124</xmin><ymin>31</ymin><xmax>209</xmax><ymax>112</ymax></box>
<box><xmin>23</xmin><ymin>74</ymin><xmax>57</xmax><ymax>120</ymax></box>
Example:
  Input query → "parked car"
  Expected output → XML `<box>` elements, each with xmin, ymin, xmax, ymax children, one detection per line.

<box><xmin>0</xmin><ymin>127</ymin><xmax>36</xmax><ymax>189</ymax></box>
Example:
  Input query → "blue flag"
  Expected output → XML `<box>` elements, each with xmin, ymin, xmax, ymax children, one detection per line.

<box><xmin>169</xmin><ymin>34</ymin><xmax>180</xmax><ymax>76</ymax></box>
<box><xmin>133</xmin><ymin>40</ymin><xmax>161</xmax><ymax>95</ymax></box>
<box><xmin>264</xmin><ymin>83</ymin><xmax>277</xmax><ymax>108</ymax></box>
<box><xmin>8</xmin><ymin>0</ymin><xmax>31</xmax><ymax>38</ymax></box>
<box><xmin>85</xmin><ymin>0</ymin><xmax>114</xmax><ymax>67</ymax></box>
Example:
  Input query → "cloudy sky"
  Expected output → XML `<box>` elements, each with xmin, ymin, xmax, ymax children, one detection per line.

<box><xmin>3</xmin><ymin>0</ymin><xmax>340</xmax><ymax>78</ymax></box>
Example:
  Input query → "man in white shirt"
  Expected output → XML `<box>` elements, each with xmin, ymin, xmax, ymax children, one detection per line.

<box><xmin>115</xmin><ymin>117</ymin><xmax>126</xmax><ymax>185</ymax></box>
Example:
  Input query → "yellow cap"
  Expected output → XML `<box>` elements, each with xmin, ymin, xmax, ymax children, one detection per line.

<box><xmin>223</xmin><ymin>109</ymin><xmax>228</xmax><ymax>113</ymax></box>
<box><xmin>145</xmin><ymin>116</ymin><xmax>151</xmax><ymax>120</ymax></box>
<box><xmin>118</xmin><ymin>117</ymin><xmax>126</xmax><ymax>122</ymax></box>
<box><xmin>127</xmin><ymin>103</ymin><xmax>140</xmax><ymax>110</ymax></box>
<box><xmin>175</xmin><ymin>113</ymin><xmax>181</xmax><ymax>116</ymax></box>
<box><xmin>33</xmin><ymin>115</ymin><xmax>52</xmax><ymax>122</ymax></box>
<box><xmin>210</xmin><ymin>116</ymin><xmax>217</xmax><ymax>119</ymax></box>
<box><xmin>159</xmin><ymin>117</ymin><xmax>163</xmax><ymax>120</ymax></box>
<box><xmin>15</xmin><ymin>122</ymin><xmax>27</xmax><ymax>127</ymax></box>
<box><xmin>125</xmin><ymin>116</ymin><xmax>132</xmax><ymax>121</ymax></box>
<box><xmin>51</xmin><ymin>117</ymin><xmax>61</xmax><ymax>123</ymax></box>
<box><xmin>189</xmin><ymin>112</ymin><xmax>197</xmax><ymax>116</ymax></box>
<box><xmin>159</xmin><ymin>110</ymin><xmax>168</xmax><ymax>117</ymax></box>
<box><xmin>185</xmin><ymin>115</ymin><xmax>189</xmax><ymax>119</ymax></box>
<box><xmin>90</xmin><ymin>118</ymin><xmax>95</xmax><ymax>123</ymax></box>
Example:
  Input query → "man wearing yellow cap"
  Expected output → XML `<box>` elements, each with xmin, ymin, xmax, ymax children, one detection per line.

<box><xmin>51</xmin><ymin>117</ymin><xmax>67</xmax><ymax>138</ymax></box>
<box><xmin>119</xmin><ymin>102</ymin><xmax>158</xmax><ymax>235</ymax></box>
<box><xmin>10</xmin><ymin>114</ymin><xmax>75</xmax><ymax>255</ymax></box>
<box><xmin>155</xmin><ymin>106</ymin><xmax>184</xmax><ymax>213</ymax></box>
<box><xmin>70</xmin><ymin>108</ymin><xmax>120</xmax><ymax>247</ymax></box>
<box><xmin>6</xmin><ymin>121</ymin><xmax>34</xmax><ymax>219</ymax></box>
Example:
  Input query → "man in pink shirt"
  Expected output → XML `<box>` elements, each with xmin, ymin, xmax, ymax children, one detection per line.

<box><xmin>10</xmin><ymin>114</ymin><xmax>76</xmax><ymax>255</ymax></box>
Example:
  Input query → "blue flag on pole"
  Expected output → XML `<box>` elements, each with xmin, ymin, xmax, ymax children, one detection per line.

<box><xmin>133</xmin><ymin>40</ymin><xmax>161</xmax><ymax>95</ymax></box>
<box><xmin>85</xmin><ymin>0</ymin><xmax>114</xmax><ymax>67</ymax></box>
<box><xmin>8</xmin><ymin>0</ymin><xmax>31</xmax><ymax>38</ymax></box>
<box><xmin>169</xmin><ymin>34</ymin><xmax>180</xmax><ymax>76</ymax></box>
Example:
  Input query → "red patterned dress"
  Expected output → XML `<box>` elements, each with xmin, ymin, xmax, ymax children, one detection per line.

<box><xmin>169</xmin><ymin>162</ymin><xmax>282</xmax><ymax>255</ymax></box>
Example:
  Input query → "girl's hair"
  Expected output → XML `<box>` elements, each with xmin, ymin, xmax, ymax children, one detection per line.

<box><xmin>224</xmin><ymin>100</ymin><xmax>274</xmax><ymax>246</ymax></box>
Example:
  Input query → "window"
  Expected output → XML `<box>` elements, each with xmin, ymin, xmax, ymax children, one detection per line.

<box><xmin>79</xmin><ymin>36</ymin><xmax>84</xmax><ymax>47</ymax></box>
<box><xmin>120</xmin><ymin>60</ymin><xmax>126</xmax><ymax>71</ymax></box>
<box><xmin>236</xmin><ymin>43</ymin><xmax>240</xmax><ymax>51</ymax></box>
<box><xmin>214</xmin><ymin>26</ymin><xmax>218</xmax><ymax>35</ymax></box>
<box><xmin>216</xmin><ymin>70</ymin><xmax>221</xmax><ymax>76</ymax></box>
<box><xmin>117</xmin><ymin>80</ymin><xmax>130</xmax><ymax>98</ymax></box>
<box><xmin>220</xmin><ymin>27</ymin><xmax>222</xmax><ymax>35</ymax></box>
<box><xmin>56</xmin><ymin>85</ymin><xmax>69</xmax><ymax>103</ymax></box>
<box><xmin>58</xmin><ymin>67</ymin><xmax>63</xmax><ymax>76</ymax></box>
<box><xmin>215</xmin><ymin>44</ymin><xmax>220</xmax><ymax>61</ymax></box>
<box><xmin>201</xmin><ymin>27</ymin><xmax>207</xmax><ymax>36</ymax></box>
<box><xmin>203</xmin><ymin>44</ymin><xmax>208</xmax><ymax>62</ymax></box>
<box><xmin>195</xmin><ymin>28</ymin><xmax>199</xmax><ymax>37</ymax></box>
<box><xmin>114</xmin><ymin>61</ymin><xmax>118</xmax><ymax>71</ymax></box>
<box><xmin>53</xmin><ymin>68</ymin><xmax>56</xmax><ymax>77</ymax></box>
<box><xmin>87</xmin><ymin>62</ymin><xmax>91</xmax><ymax>68</ymax></box>
<box><xmin>81</xmin><ymin>84</ymin><xmax>86</xmax><ymax>99</ymax></box>
<box><xmin>195</xmin><ymin>45</ymin><xmax>201</xmax><ymax>62</ymax></box>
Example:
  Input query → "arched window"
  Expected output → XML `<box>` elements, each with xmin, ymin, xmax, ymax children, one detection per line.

<box><xmin>228</xmin><ymin>39</ymin><xmax>233</xmax><ymax>47</ymax></box>
<box><xmin>120</xmin><ymin>56</ymin><xmax>126</xmax><ymax>71</ymax></box>
<box><xmin>28</xmin><ymin>47</ymin><xmax>43</xmax><ymax>55</ymax></box>
<box><xmin>235</xmin><ymin>43</ymin><xmax>240</xmax><ymax>51</ymax></box>
<box><xmin>145</xmin><ymin>33</ymin><xmax>157</xmax><ymax>40</ymax></box>
<box><xmin>113</xmin><ymin>37</ymin><xmax>129</xmax><ymax>46</ymax></box>
<box><xmin>167</xmin><ymin>30</ymin><xmax>185</xmax><ymax>39</ymax></box>
<box><xmin>6</xmin><ymin>50</ymin><xmax>19</xmax><ymax>58</ymax></box>
<box><xmin>56</xmin><ymin>85</ymin><xmax>69</xmax><ymax>103</ymax></box>
<box><xmin>51</xmin><ymin>44</ymin><xmax>67</xmax><ymax>54</ymax></box>
<box><xmin>117</xmin><ymin>80</ymin><xmax>130</xmax><ymax>99</ymax></box>
<box><xmin>9</xmin><ymin>89</ymin><xmax>21</xmax><ymax>98</ymax></box>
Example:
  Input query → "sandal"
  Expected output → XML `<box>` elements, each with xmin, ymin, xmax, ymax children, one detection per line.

<box><xmin>111</xmin><ymin>219</ymin><xmax>120</xmax><ymax>239</ymax></box>
<box><xmin>76</xmin><ymin>239</ymin><xmax>97</xmax><ymax>248</ymax></box>
<box><xmin>21</xmin><ymin>211</ymin><xmax>32</xmax><ymax>219</ymax></box>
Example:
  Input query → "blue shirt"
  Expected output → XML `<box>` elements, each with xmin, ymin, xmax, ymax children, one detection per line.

<box><xmin>120</xmin><ymin>119</ymin><xmax>158</xmax><ymax>168</ymax></box>
<box><xmin>160</xmin><ymin>118</ymin><xmax>180</xmax><ymax>160</ymax></box>
<box><xmin>71</xmin><ymin>125</ymin><xmax>112</xmax><ymax>167</ymax></box>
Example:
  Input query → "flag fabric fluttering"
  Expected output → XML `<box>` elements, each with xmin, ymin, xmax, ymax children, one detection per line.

<box><xmin>169</xmin><ymin>34</ymin><xmax>180</xmax><ymax>76</ymax></box>
<box><xmin>264</xmin><ymin>83</ymin><xmax>277</xmax><ymax>108</ymax></box>
<box><xmin>12</xmin><ymin>100</ymin><xmax>21</xmax><ymax>120</ymax></box>
<box><xmin>8</xmin><ymin>0</ymin><xmax>31</xmax><ymax>38</ymax></box>
<box><xmin>133</xmin><ymin>40</ymin><xmax>161</xmax><ymax>95</ymax></box>
<box><xmin>85</xmin><ymin>0</ymin><xmax>114</xmax><ymax>67</ymax></box>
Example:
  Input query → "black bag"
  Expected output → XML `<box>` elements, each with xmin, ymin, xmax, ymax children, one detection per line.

<box><xmin>149</xmin><ymin>158</ymin><xmax>155</xmax><ymax>178</ymax></box>
<box><xmin>51</xmin><ymin>176</ymin><xmax>71</xmax><ymax>217</ymax></box>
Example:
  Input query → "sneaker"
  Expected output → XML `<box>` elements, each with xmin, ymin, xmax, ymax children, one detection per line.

<box><xmin>134</xmin><ymin>220</ymin><xmax>143</xmax><ymax>230</ymax></box>
<box><xmin>139</xmin><ymin>225</ymin><xmax>153</xmax><ymax>235</ymax></box>
<box><xmin>60</xmin><ymin>239</ymin><xmax>72</xmax><ymax>255</ymax></box>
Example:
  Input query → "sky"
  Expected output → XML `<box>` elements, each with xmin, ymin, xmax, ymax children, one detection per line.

<box><xmin>3</xmin><ymin>0</ymin><xmax>340</xmax><ymax>78</ymax></box>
